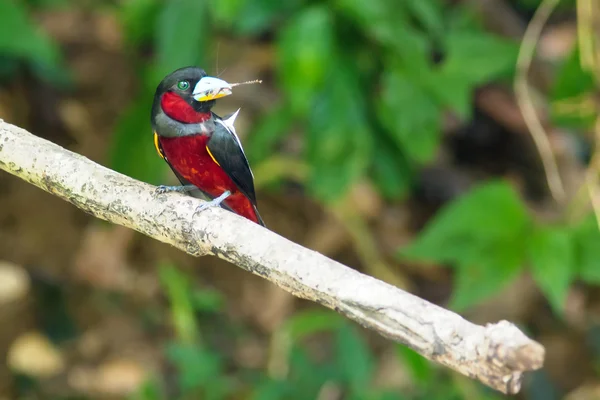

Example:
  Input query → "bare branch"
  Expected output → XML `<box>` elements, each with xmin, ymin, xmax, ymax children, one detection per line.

<box><xmin>0</xmin><ymin>120</ymin><xmax>544</xmax><ymax>394</ymax></box>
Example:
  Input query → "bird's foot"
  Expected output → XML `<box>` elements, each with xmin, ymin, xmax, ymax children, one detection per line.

<box><xmin>155</xmin><ymin>184</ymin><xmax>196</xmax><ymax>194</ymax></box>
<box><xmin>193</xmin><ymin>191</ymin><xmax>231</xmax><ymax>217</ymax></box>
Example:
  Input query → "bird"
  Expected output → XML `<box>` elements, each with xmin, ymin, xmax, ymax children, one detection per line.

<box><xmin>150</xmin><ymin>66</ymin><xmax>265</xmax><ymax>226</ymax></box>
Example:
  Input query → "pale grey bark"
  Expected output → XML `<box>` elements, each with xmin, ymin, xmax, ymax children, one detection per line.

<box><xmin>0</xmin><ymin>120</ymin><xmax>544</xmax><ymax>394</ymax></box>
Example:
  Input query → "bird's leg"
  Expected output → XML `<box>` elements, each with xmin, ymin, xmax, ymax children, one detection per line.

<box><xmin>155</xmin><ymin>184</ymin><xmax>197</xmax><ymax>194</ymax></box>
<box><xmin>193</xmin><ymin>190</ymin><xmax>231</xmax><ymax>216</ymax></box>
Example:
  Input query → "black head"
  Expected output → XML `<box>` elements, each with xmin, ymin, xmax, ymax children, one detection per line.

<box><xmin>152</xmin><ymin>66</ymin><xmax>216</xmax><ymax>119</ymax></box>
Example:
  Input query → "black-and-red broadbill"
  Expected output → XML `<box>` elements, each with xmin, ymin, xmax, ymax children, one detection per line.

<box><xmin>150</xmin><ymin>66</ymin><xmax>265</xmax><ymax>226</ymax></box>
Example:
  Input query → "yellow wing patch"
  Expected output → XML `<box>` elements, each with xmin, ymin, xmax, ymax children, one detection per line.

<box><xmin>206</xmin><ymin>146</ymin><xmax>221</xmax><ymax>166</ymax></box>
<box><xmin>154</xmin><ymin>132</ymin><xmax>165</xmax><ymax>160</ymax></box>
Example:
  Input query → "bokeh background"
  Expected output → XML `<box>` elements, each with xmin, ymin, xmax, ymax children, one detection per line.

<box><xmin>0</xmin><ymin>0</ymin><xmax>599</xmax><ymax>398</ymax></box>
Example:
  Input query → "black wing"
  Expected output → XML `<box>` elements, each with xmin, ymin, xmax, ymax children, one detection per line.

<box><xmin>207</xmin><ymin>113</ymin><xmax>265</xmax><ymax>226</ymax></box>
<box><xmin>207</xmin><ymin>114</ymin><xmax>258</xmax><ymax>206</ymax></box>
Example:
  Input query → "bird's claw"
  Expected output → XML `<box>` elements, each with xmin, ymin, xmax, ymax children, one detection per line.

<box><xmin>193</xmin><ymin>191</ymin><xmax>231</xmax><ymax>217</ymax></box>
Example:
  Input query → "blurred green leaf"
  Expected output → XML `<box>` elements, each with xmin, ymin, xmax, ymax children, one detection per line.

<box><xmin>110</xmin><ymin>82</ymin><xmax>167</xmax><ymax>184</ymax></box>
<box><xmin>404</xmin><ymin>0</ymin><xmax>445</xmax><ymax>39</ymax></box>
<box><xmin>251</xmin><ymin>379</ymin><xmax>290</xmax><ymax>400</ymax></box>
<box><xmin>288</xmin><ymin>346</ymin><xmax>338</xmax><ymax>400</ymax></box>
<box><xmin>574</xmin><ymin>216</ymin><xmax>600</xmax><ymax>284</ymax></box>
<box><xmin>441</xmin><ymin>31</ymin><xmax>518</xmax><ymax>84</ymax></box>
<box><xmin>528</xmin><ymin>225</ymin><xmax>575</xmax><ymax>313</ymax></box>
<box><xmin>401</xmin><ymin>181</ymin><xmax>529</xmax><ymax>309</ymax></box>
<box><xmin>120</xmin><ymin>0</ymin><xmax>162</xmax><ymax>46</ymax></box>
<box><xmin>208</xmin><ymin>0</ymin><xmax>245</xmax><ymax>27</ymax></box>
<box><xmin>450</xmin><ymin>238</ymin><xmax>525</xmax><ymax>310</ymax></box>
<box><xmin>155</xmin><ymin>0</ymin><xmax>207</xmax><ymax>77</ymax></box>
<box><xmin>0</xmin><ymin>0</ymin><xmax>65</xmax><ymax>83</ymax></box>
<box><xmin>159</xmin><ymin>264</ymin><xmax>199</xmax><ymax>344</ymax></box>
<box><xmin>211</xmin><ymin>0</ymin><xmax>304</xmax><ymax>35</ymax></box>
<box><xmin>280</xmin><ymin>309</ymin><xmax>344</xmax><ymax>343</ymax></box>
<box><xmin>370</xmin><ymin>136</ymin><xmax>412</xmax><ymax>200</ymax></box>
<box><xmin>307</xmin><ymin>63</ymin><xmax>373</xmax><ymax>203</ymax></box>
<box><xmin>130</xmin><ymin>379</ymin><xmax>163</xmax><ymax>400</ymax></box>
<box><xmin>246</xmin><ymin>104</ymin><xmax>293</xmax><ymax>164</ymax></box>
<box><xmin>396</xmin><ymin>345</ymin><xmax>433</xmax><ymax>387</ymax></box>
<box><xmin>166</xmin><ymin>342</ymin><xmax>230</xmax><ymax>398</ymax></box>
<box><xmin>335</xmin><ymin>0</ymin><xmax>430</xmax><ymax>68</ymax></box>
<box><xmin>191</xmin><ymin>288</ymin><xmax>224</xmax><ymax>313</ymax></box>
<box><xmin>336</xmin><ymin>324</ymin><xmax>374</xmax><ymax>395</ymax></box>
<box><xmin>277</xmin><ymin>6</ymin><xmax>335</xmax><ymax>115</ymax></box>
<box><xmin>431</xmin><ymin>31</ymin><xmax>518</xmax><ymax>118</ymax></box>
<box><xmin>550</xmin><ymin>46</ymin><xmax>596</xmax><ymax>129</ymax></box>
<box><xmin>378</xmin><ymin>68</ymin><xmax>441</xmax><ymax>163</ymax></box>
<box><xmin>402</xmin><ymin>181</ymin><xmax>530</xmax><ymax>262</ymax></box>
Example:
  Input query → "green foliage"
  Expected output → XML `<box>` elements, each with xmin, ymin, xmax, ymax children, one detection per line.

<box><xmin>155</xmin><ymin>0</ymin><xmax>207</xmax><ymax>78</ymax></box>
<box><xmin>550</xmin><ymin>46</ymin><xmax>597</xmax><ymax>130</ymax></box>
<box><xmin>158</xmin><ymin>263</ymin><xmax>199</xmax><ymax>343</ymax></box>
<box><xmin>109</xmin><ymin>77</ymin><xmax>166</xmax><ymax>185</ymax></box>
<box><xmin>335</xmin><ymin>323</ymin><xmax>375</xmax><ymax>394</ymax></box>
<box><xmin>401</xmin><ymin>181</ymin><xmax>531</xmax><ymax>309</ymax></box>
<box><xmin>0</xmin><ymin>0</ymin><xmax>67</xmax><ymax>83</ymax></box>
<box><xmin>527</xmin><ymin>225</ymin><xmax>575</xmax><ymax>313</ymax></box>
<box><xmin>278</xmin><ymin>309</ymin><xmax>345</xmax><ymax>341</ymax></box>
<box><xmin>400</xmin><ymin>179</ymin><xmax>600</xmax><ymax>313</ymax></box>
<box><xmin>573</xmin><ymin>216</ymin><xmax>600</xmax><ymax>284</ymax></box>
<box><xmin>377</xmin><ymin>68</ymin><xmax>441</xmax><ymax>163</ymax></box>
<box><xmin>395</xmin><ymin>345</ymin><xmax>433</xmax><ymax>387</ymax></box>
<box><xmin>371</xmin><ymin>135</ymin><xmax>412</xmax><ymax>200</ymax></box>
<box><xmin>120</xmin><ymin>0</ymin><xmax>162</xmax><ymax>46</ymax></box>
<box><xmin>245</xmin><ymin>104</ymin><xmax>293</xmax><ymax>164</ymax></box>
<box><xmin>432</xmin><ymin>31</ymin><xmax>519</xmax><ymax>118</ymax></box>
<box><xmin>166</xmin><ymin>342</ymin><xmax>231</xmax><ymax>398</ymax></box>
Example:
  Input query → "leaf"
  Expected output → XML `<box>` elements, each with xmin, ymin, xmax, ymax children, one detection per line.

<box><xmin>370</xmin><ymin>136</ymin><xmax>412</xmax><ymax>200</ymax></box>
<box><xmin>573</xmin><ymin>216</ymin><xmax>600</xmax><ymax>284</ymax></box>
<box><xmin>166</xmin><ymin>343</ymin><xmax>224</xmax><ymax>393</ymax></box>
<box><xmin>306</xmin><ymin>63</ymin><xmax>373</xmax><ymax>203</ymax></box>
<box><xmin>0</xmin><ymin>0</ymin><xmax>64</xmax><ymax>82</ymax></box>
<box><xmin>155</xmin><ymin>0</ymin><xmax>207</xmax><ymax>77</ymax></box>
<box><xmin>130</xmin><ymin>380</ymin><xmax>164</xmax><ymax>400</ymax></box>
<box><xmin>288</xmin><ymin>346</ymin><xmax>337</xmax><ymax>400</ymax></box>
<box><xmin>441</xmin><ymin>31</ymin><xmax>519</xmax><ymax>84</ymax></box>
<box><xmin>251</xmin><ymin>379</ymin><xmax>290</xmax><ymax>400</ymax></box>
<box><xmin>401</xmin><ymin>181</ymin><xmax>530</xmax><ymax>264</ymax></box>
<box><xmin>450</xmin><ymin>238</ymin><xmax>525</xmax><ymax>310</ymax></box>
<box><xmin>191</xmin><ymin>288</ymin><xmax>224</xmax><ymax>313</ymax></box>
<box><xmin>395</xmin><ymin>345</ymin><xmax>433</xmax><ymax>387</ymax></box>
<box><xmin>431</xmin><ymin>30</ymin><xmax>518</xmax><ymax>118</ymax></box>
<box><xmin>335</xmin><ymin>324</ymin><xmax>374</xmax><ymax>395</ymax></box>
<box><xmin>246</xmin><ymin>104</ymin><xmax>293</xmax><ymax>164</ymax></box>
<box><xmin>334</xmin><ymin>0</ymin><xmax>430</xmax><ymax>68</ymax></box>
<box><xmin>109</xmin><ymin>83</ymin><xmax>168</xmax><ymax>185</ymax></box>
<box><xmin>159</xmin><ymin>264</ymin><xmax>199</xmax><ymax>344</ymax></box>
<box><xmin>550</xmin><ymin>46</ymin><xmax>596</xmax><ymax>130</ymax></box>
<box><xmin>212</xmin><ymin>0</ymin><xmax>305</xmax><ymax>36</ymax></box>
<box><xmin>120</xmin><ymin>0</ymin><xmax>162</xmax><ymax>46</ymax></box>
<box><xmin>404</xmin><ymin>0</ymin><xmax>445</xmax><ymax>39</ymax></box>
<box><xmin>279</xmin><ymin>309</ymin><xmax>344</xmax><ymax>343</ymax></box>
<box><xmin>528</xmin><ymin>225</ymin><xmax>575</xmax><ymax>314</ymax></box>
<box><xmin>377</xmin><ymin>68</ymin><xmax>441</xmax><ymax>163</ymax></box>
<box><xmin>277</xmin><ymin>6</ymin><xmax>335</xmax><ymax>115</ymax></box>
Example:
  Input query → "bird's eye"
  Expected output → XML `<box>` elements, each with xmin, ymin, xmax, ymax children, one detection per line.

<box><xmin>177</xmin><ymin>80</ymin><xmax>190</xmax><ymax>90</ymax></box>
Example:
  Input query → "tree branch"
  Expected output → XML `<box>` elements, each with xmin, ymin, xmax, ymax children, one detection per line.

<box><xmin>0</xmin><ymin>120</ymin><xmax>544</xmax><ymax>394</ymax></box>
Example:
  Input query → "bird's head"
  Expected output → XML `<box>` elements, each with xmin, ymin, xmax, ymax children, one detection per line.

<box><xmin>152</xmin><ymin>66</ymin><xmax>232</xmax><ymax>125</ymax></box>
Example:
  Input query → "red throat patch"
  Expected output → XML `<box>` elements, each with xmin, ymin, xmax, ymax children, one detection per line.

<box><xmin>160</xmin><ymin>92</ymin><xmax>211</xmax><ymax>124</ymax></box>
